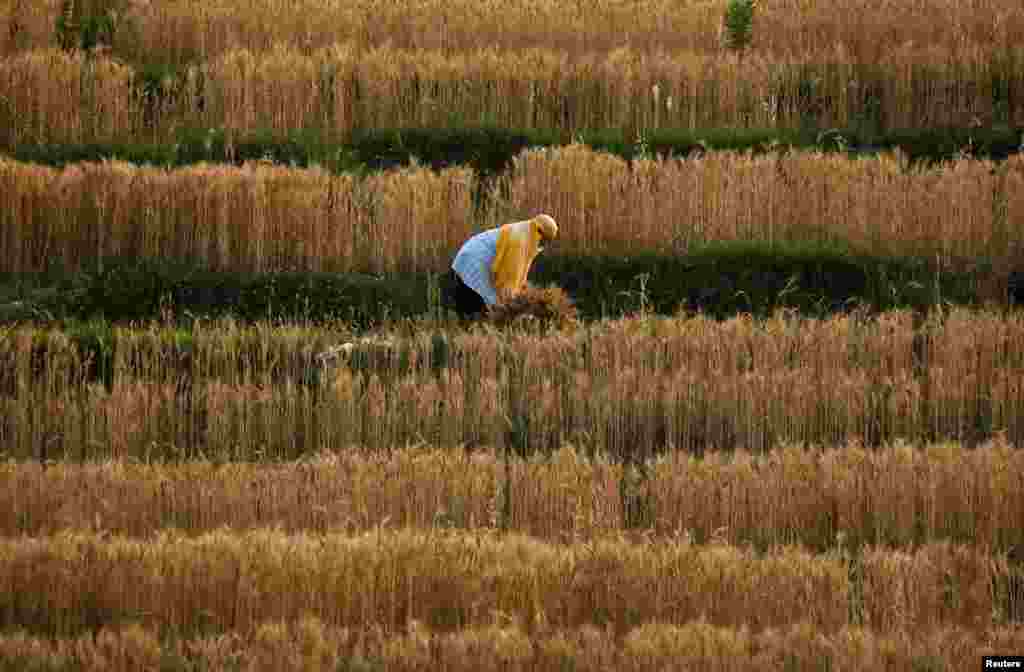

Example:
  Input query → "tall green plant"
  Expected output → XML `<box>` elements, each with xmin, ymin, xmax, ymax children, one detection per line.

<box><xmin>723</xmin><ymin>0</ymin><xmax>757</xmax><ymax>53</ymax></box>
<box><xmin>55</xmin><ymin>0</ymin><xmax>132</xmax><ymax>52</ymax></box>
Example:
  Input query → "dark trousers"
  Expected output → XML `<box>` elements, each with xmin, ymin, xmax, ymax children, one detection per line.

<box><xmin>443</xmin><ymin>269</ymin><xmax>487</xmax><ymax>319</ymax></box>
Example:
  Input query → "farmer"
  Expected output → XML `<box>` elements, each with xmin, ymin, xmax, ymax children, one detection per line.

<box><xmin>445</xmin><ymin>214</ymin><xmax>559</xmax><ymax>320</ymax></box>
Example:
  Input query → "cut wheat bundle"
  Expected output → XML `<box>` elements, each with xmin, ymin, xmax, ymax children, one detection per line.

<box><xmin>487</xmin><ymin>285</ymin><xmax>579</xmax><ymax>332</ymax></box>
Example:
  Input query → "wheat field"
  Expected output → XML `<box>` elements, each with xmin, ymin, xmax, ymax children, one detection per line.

<box><xmin>1</xmin><ymin>44</ymin><xmax>1021</xmax><ymax>145</ymax></box>
<box><xmin>4</xmin><ymin>0</ymin><xmax>1024</xmax><ymax>64</ymax></box>
<box><xmin>0</xmin><ymin>523</ymin><xmax>1019</xmax><ymax>670</ymax></box>
<box><xmin>5</xmin><ymin>309</ymin><xmax>1024</xmax><ymax>669</ymax></box>
<box><xmin>0</xmin><ymin>527</ymin><xmax>1017</xmax><ymax>637</ymax></box>
<box><xmin>2</xmin><ymin>619</ymin><xmax>1021</xmax><ymax>672</ymax></box>
<box><xmin>3</xmin><ymin>2</ymin><xmax>1024</xmax><ymax>668</ymax></box>
<box><xmin>2</xmin><ymin>439</ymin><xmax>1023</xmax><ymax>551</ymax></box>
<box><xmin>7</xmin><ymin>297</ymin><xmax>1024</xmax><ymax>666</ymax></box>
<box><xmin>6</xmin><ymin>309</ymin><xmax>1024</xmax><ymax>459</ymax></box>
<box><xmin>2</xmin><ymin>148</ymin><xmax>1023</xmax><ymax>275</ymax></box>
<box><xmin>6</xmin><ymin>268</ymin><xmax>1024</xmax><ymax>667</ymax></box>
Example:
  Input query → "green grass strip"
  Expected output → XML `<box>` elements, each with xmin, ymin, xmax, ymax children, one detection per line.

<box><xmin>0</xmin><ymin>241</ymin><xmax>989</xmax><ymax>328</ymax></box>
<box><xmin>4</xmin><ymin>124</ymin><xmax>1021</xmax><ymax>176</ymax></box>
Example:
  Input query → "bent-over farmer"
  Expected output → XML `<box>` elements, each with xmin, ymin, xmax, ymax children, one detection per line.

<box><xmin>445</xmin><ymin>214</ymin><xmax>559</xmax><ymax>320</ymax></box>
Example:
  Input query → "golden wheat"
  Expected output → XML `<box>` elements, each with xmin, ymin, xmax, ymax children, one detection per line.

<box><xmin>0</xmin><ymin>530</ymin><xmax>853</xmax><ymax>636</ymax></box>
<box><xmin>5</xmin><ymin>308</ymin><xmax>1024</xmax><ymax>459</ymax></box>
<box><xmin>4</xmin><ymin>0</ymin><xmax>1023</xmax><ymax>67</ymax></box>
<box><xmin>0</xmin><ymin>157</ymin><xmax>475</xmax><ymax>274</ymax></box>
<box><xmin>6</xmin><ymin>530</ymin><xmax>1011</xmax><ymax>637</ymax></box>
<box><xmin>1</xmin><ymin>439</ymin><xmax>1022</xmax><ymax>552</ymax></box>
<box><xmin>2</xmin><ymin>150</ymin><xmax>1023</xmax><ymax>276</ymax></box>
<box><xmin>0</xmin><ymin>619</ymin><xmax>1021</xmax><ymax>672</ymax></box>
<box><xmin>487</xmin><ymin>285</ymin><xmax>579</xmax><ymax>332</ymax></box>
<box><xmin>502</xmin><ymin>144</ymin><xmax>1024</xmax><ymax>273</ymax></box>
<box><xmin>0</xmin><ymin>48</ymin><xmax>136</xmax><ymax>145</ymax></box>
<box><xmin>2</xmin><ymin>45</ymin><xmax>1022</xmax><ymax>145</ymax></box>
<box><xmin>0</xmin><ymin>620</ymin><xmax>991</xmax><ymax>671</ymax></box>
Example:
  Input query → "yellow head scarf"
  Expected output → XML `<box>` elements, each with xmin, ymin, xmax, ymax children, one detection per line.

<box><xmin>534</xmin><ymin>214</ymin><xmax>558</xmax><ymax>242</ymax></box>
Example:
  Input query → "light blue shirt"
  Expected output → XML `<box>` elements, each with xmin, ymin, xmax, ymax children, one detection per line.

<box><xmin>452</xmin><ymin>228</ymin><xmax>501</xmax><ymax>305</ymax></box>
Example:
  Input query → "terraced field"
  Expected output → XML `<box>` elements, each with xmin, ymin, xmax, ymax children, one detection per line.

<box><xmin>2</xmin><ymin>0</ymin><xmax>1023</xmax><ymax>144</ymax></box>
<box><xmin>1</xmin><ymin>311</ymin><xmax>1024</xmax><ymax>669</ymax></box>
<box><xmin>3</xmin><ymin>148</ymin><xmax>1024</xmax><ymax>276</ymax></box>
<box><xmin>3</xmin><ymin>1</ymin><xmax>1024</xmax><ymax>669</ymax></box>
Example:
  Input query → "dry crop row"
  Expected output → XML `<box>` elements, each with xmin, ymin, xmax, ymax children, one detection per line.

<box><xmin>0</xmin><ymin>529</ymin><xmax>1010</xmax><ymax>636</ymax></box>
<box><xmin>0</xmin><ymin>154</ymin><xmax>476</xmax><ymax>275</ymax></box>
<box><xmin>1</xmin><ymin>619</ymin><xmax>1021</xmax><ymax>672</ymax></box>
<box><xmin>3</xmin><ymin>0</ymin><xmax>1023</xmax><ymax>65</ymax></box>
<box><xmin>5</xmin><ymin>308</ymin><xmax>1024</xmax><ymax>459</ymax></box>
<box><xmin>2</xmin><ymin>440</ymin><xmax>1022</xmax><ymax>552</ymax></box>
<box><xmin>3</xmin><ymin>147</ymin><xmax>1023</xmax><ymax>275</ymax></box>
<box><xmin>2</xmin><ymin>46</ymin><xmax>1022</xmax><ymax>147</ymax></box>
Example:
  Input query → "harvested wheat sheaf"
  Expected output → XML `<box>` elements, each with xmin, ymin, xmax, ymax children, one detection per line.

<box><xmin>487</xmin><ymin>285</ymin><xmax>579</xmax><ymax>331</ymax></box>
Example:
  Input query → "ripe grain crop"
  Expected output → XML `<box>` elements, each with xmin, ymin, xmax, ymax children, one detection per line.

<box><xmin>2</xmin><ymin>44</ymin><xmax>1022</xmax><ymax>145</ymax></box>
<box><xmin>1</xmin><ymin>529</ymin><xmax>1007</xmax><ymax>637</ymax></box>
<box><xmin>1</xmin><ymin>439</ymin><xmax>1023</xmax><ymax>553</ymax></box>
<box><xmin>0</xmin><ymin>619</ymin><xmax>1021</xmax><ymax>672</ymax></box>
<box><xmin>0</xmin><ymin>157</ymin><xmax>475</xmax><ymax>274</ymax></box>
<box><xmin>5</xmin><ymin>308</ymin><xmax>1024</xmax><ymax>460</ymax></box>
<box><xmin>502</xmin><ymin>144</ymin><xmax>1024</xmax><ymax>274</ymax></box>
<box><xmin>183</xmin><ymin>42</ymin><xmax>1024</xmax><ymax>132</ymax></box>
<box><xmin>0</xmin><ymin>48</ymin><xmax>136</xmax><ymax>145</ymax></box>
<box><xmin>3</xmin><ymin>0</ymin><xmax>1023</xmax><ymax>67</ymax></box>
<box><xmin>2</xmin><ymin>150</ymin><xmax>1023</xmax><ymax>276</ymax></box>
